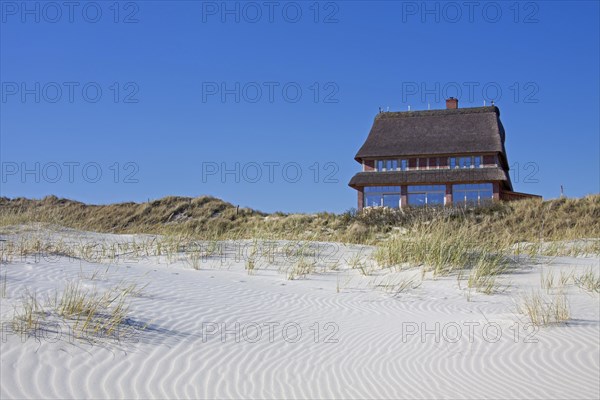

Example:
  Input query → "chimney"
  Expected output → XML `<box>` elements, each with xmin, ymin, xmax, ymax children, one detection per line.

<box><xmin>446</xmin><ymin>97</ymin><xmax>458</xmax><ymax>109</ymax></box>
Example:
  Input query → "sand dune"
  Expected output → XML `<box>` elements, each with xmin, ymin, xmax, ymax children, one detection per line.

<box><xmin>1</xmin><ymin>228</ymin><xmax>598</xmax><ymax>399</ymax></box>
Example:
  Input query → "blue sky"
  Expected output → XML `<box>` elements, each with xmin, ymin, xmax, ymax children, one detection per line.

<box><xmin>1</xmin><ymin>0</ymin><xmax>599</xmax><ymax>213</ymax></box>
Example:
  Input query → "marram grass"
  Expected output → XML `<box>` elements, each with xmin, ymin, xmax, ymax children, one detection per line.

<box><xmin>1</xmin><ymin>194</ymin><xmax>598</xmax><ymax>245</ymax></box>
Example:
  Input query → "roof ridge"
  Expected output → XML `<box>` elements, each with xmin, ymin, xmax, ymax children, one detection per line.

<box><xmin>375</xmin><ymin>106</ymin><xmax>500</xmax><ymax>120</ymax></box>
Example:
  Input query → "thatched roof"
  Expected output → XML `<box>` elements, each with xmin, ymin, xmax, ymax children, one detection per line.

<box><xmin>354</xmin><ymin>106</ymin><xmax>508</xmax><ymax>163</ymax></box>
<box><xmin>349</xmin><ymin>168</ymin><xmax>512</xmax><ymax>189</ymax></box>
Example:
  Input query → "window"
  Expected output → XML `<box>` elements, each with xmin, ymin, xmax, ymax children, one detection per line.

<box><xmin>407</xmin><ymin>185</ymin><xmax>446</xmax><ymax>207</ymax></box>
<box><xmin>427</xmin><ymin>192</ymin><xmax>445</xmax><ymax>204</ymax></box>
<box><xmin>450</xmin><ymin>156</ymin><xmax>483</xmax><ymax>169</ymax></box>
<box><xmin>383</xmin><ymin>194</ymin><xmax>400</xmax><ymax>208</ymax></box>
<box><xmin>364</xmin><ymin>186</ymin><xmax>401</xmax><ymax>192</ymax></box>
<box><xmin>365</xmin><ymin>195</ymin><xmax>382</xmax><ymax>207</ymax></box>
<box><xmin>364</xmin><ymin>186</ymin><xmax>401</xmax><ymax>208</ymax></box>
<box><xmin>408</xmin><ymin>193</ymin><xmax>426</xmax><ymax>206</ymax></box>
<box><xmin>400</xmin><ymin>159</ymin><xmax>408</xmax><ymax>171</ymax></box>
<box><xmin>458</xmin><ymin>157</ymin><xmax>472</xmax><ymax>168</ymax></box>
<box><xmin>449</xmin><ymin>157</ymin><xmax>457</xmax><ymax>169</ymax></box>
<box><xmin>481</xmin><ymin>155</ymin><xmax>498</xmax><ymax>167</ymax></box>
<box><xmin>453</xmin><ymin>183</ymin><xmax>494</xmax><ymax>205</ymax></box>
<box><xmin>375</xmin><ymin>160</ymin><xmax>399</xmax><ymax>171</ymax></box>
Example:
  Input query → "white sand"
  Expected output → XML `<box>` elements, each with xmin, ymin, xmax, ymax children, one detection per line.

<box><xmin>1</xmin><ymin>227</ymin><xmax>598</xmax><ymax>399</ymax></box>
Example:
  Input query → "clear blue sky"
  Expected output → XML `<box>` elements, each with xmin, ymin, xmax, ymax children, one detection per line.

<box><xmin>1</xmin><ymin>0</ymin><xmax>599</xmax><ymax>213</ymax></box>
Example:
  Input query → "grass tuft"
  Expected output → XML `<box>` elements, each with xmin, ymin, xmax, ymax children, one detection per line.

<box><xmin>11</xmin><ymin>281</ymin><xmax>143</xmax><ymax>342</ymax></box>
<box><xmin>286</xmin><ymin>257</ymin><xmax>316</xmax><ymax>280</ymax></box>
<box><xmin>517</xmin><ymin>290</ymin><xmax>570</xmax><ymax>326</ymax></box>
<box><xmin>573</xmin><ymin>268</ymin><xmax>600</xmax><ymax>294</ymax></box>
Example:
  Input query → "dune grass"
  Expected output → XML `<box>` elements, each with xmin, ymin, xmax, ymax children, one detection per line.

<box><xmin>1</xmin><ymin>195</ymin><xmax>597</xmax><ymax>292</ymax></box>
<box><xmin>574</xmin><ymin>268</ymin><xmax>600</xmax><ymax>294</ymax></box>
<box><xmin>1</xmin><ymin>269</ymin><xmax>7</xmax><ymax>298</ymax></box>
<box><xmin>286</xmin><ymin>256</ymin><xmax>316</xmax><ymax>280</ymax></box>
<box><xmin>374</xmin><ymin>217</ymin><xmax>511</xmax><ymax>294</ymax></box>
<box><xmin>517</xmin><ymin>290</ymin><xmax>571</xmax><ymax>326</ymax></box>
<box><xmin>347</xmin><ymin>252</ymin><xmax>376</xmax><ymax>276</ymax></box>
<box><xmin>368</xmin><ymin>196</ymin><xmax>598</xmax><ymax>295</ymax></box>
<box><xmin>56</xmin><ymin>281</ymin><xmax>131</xmax><ymax>338</ymax></box>
<box><xmin>11</xmin><ymin>289</ymin><xmax>46</xmax><ymax>334</ymax></box>
<box><xmin>1</xmin><ymin>195</ymin><xmax>598</xmax><ymax>246</ymax></box>
<box><xmin>11</xmin><ymin>280</ymin><xmax>145</xmax><ymax>342</ymax></box>
<box><xmin>369</xmin><ymin>275</ymin><xmax>422</xmax><ymax>297</ymax></box>
<box><xmin>0</xmin><ymin>194</ymin><xmax>598</xmax><ymax>296</ymax></box>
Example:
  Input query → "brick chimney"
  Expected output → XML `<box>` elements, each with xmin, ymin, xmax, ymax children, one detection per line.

<box><xmin>446</xmin><ymin>97</ymin><xmax>458</xmax><ymax>109</ymax></box>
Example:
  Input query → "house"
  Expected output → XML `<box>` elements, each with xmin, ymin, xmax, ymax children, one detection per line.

<box><xmin>348</xmin><ymin>98</ymin><xmax>541</xmax><ymax>209</ymax></box>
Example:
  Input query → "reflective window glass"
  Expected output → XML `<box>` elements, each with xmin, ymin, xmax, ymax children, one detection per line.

<box><xmin>365</xmin><ymin>195</ymin><xmax>381</xmax><ymax>207</ymax></box>
<box><xmin>427</xmin><ymin>192</ymin><xmax>445</xmax><ymax>205</ymax></box>
<box><xmin>459</xmin><ymin>157</ymin><xmax>471</xmax><ymax>168</ymax></box>
<box><xmin>408</xmin><ymin>193</ymin><xmax>426</xmax><ymax>206</ymax></box>
<box><xmin>383</xmin><ymin>194</ymin><xmax>400</xmax><ymax>208</ymax></box>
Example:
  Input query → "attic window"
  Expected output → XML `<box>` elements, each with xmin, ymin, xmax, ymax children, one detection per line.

<box><xmin>450</xmin><ymin>156</ymin><xmax>484</xmax><ymax>169</ymax></box>
<box><xmin>450</xmin><ymin>157</ymin><xmax>457</xmax><ymax>169</ymax></box>
<box><xmin>458</xmin><ymin>157</ymin><xmax>472</xmax><ymax>168</ymax></box>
